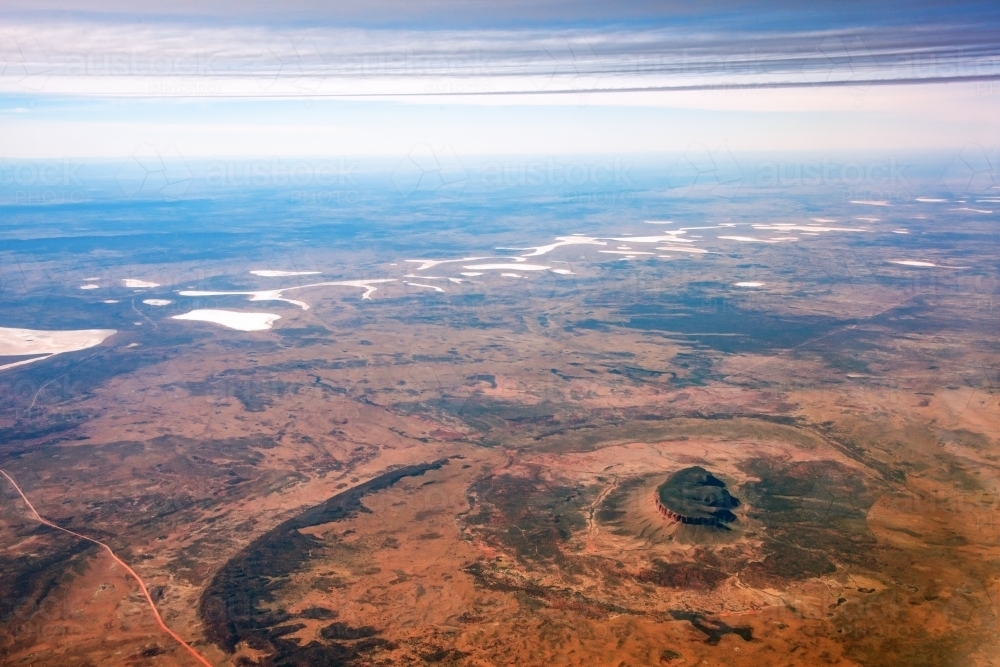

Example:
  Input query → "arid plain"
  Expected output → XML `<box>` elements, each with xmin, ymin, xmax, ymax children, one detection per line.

<box><xmin>1</xmin><ymin>195</ymin><xmax>999</xmax><ymax>667</ymax></box>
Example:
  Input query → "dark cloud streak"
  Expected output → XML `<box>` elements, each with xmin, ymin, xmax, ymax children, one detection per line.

<box><xmin>2</xmin><ymin>8</ymin><xmax>999</xmax><ymax>97</ymax></box>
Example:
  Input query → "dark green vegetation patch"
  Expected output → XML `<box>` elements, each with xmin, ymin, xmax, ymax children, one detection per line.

<box><xmin>738</xmin><ymin>457</ymin><xmax>879</xmax><ymax>586</ymax></box>
<box><xmin>468</xmin><ymin>469</ymin><xmax>592</xmax><ymax>564</ymax></box>
<box><xmin>200</xmin><ymin>459</ymin><xmax>449</xmax><ymax>666</ymax></box>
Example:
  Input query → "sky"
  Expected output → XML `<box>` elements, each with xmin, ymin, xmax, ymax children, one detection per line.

<box><xmin>1</xmin><ymin>0</ymin><xmax>999</xmax><ymax>158</ymax></box>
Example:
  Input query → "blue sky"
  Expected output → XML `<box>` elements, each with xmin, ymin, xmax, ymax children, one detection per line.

<box><xmin>5</xmin><ymin>0</ymin><xmax>999</xmax><ymax>29</ymax></box>
<box><xmin>1</xmin><ymin>1</ymin><xmax>998</xmax><ymax>158</ymax></box>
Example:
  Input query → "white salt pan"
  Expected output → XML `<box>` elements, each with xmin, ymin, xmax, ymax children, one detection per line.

<box><xmin>607</xmin><ymin>235</ymin><xmax>691</xmax><ymax>244</ymax></box>
<box><xmin>80</xmin><ymin>284</ymin><xmax>99</xmax><ymax>290</ymax></box>
<box><xmin>889</xmin><ymin>260</ymin><xmax>935</xmax><ymax>267</ymax></box>
<box><xmin>405</xmin><ymin>282</ymin><xmax>445</xmax><ymax>292</ymax></box>
<box><xmin>507</xmin><ymin>236</ymin><xmax>606</xmax><ymax>257</ymax></box>
<box><xmin>0</xmin><ymin>327</ymin><xmax>116</xmax><ymax>372</ymax></box>
<box><xmin>142</xmin><ymin>299</ymin><xmax>172</xmax><ymax>306</ymax></box>
<box><xmin>123</xmin><ymin>279</ymin><xmax>159</xmax><ymax>288</ymax></box>
<box><xmin>172</xmin><ymin>309</ymin><xmax>279</xmax><ymax>331</ymax></box>
<box><xmin>888</xmin><ymin>260</ymin><xmax>968</xmax><ymax>269</ymax></box>
<box><xmin>462</xmin><ymin>263</ymin><xmax>550</xmax><ymax>271</ymax></box>
<box><xmin>179</xmin><ymin>279</ymin><xmax>396</xmax><ymax>309</ymax></box>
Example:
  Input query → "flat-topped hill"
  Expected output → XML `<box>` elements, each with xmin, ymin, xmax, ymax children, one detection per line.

<box><xmin>655</xmin><ymin>467</ymin><xmax>740</xmax><ymax>527</ymax></box>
